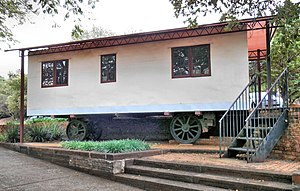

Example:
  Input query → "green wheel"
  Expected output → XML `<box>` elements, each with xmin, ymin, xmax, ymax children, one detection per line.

<box><xmin>66</xmin><ymin>119</ymin><xmax>89</xmax><ymax>141</ymax></box>
<box><xmin>170</xmin><ymin>114</ymin><xmax>202</xmax><ymax>144</ymax></box>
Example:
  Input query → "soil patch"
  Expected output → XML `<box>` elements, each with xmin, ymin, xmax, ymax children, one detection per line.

<box><xmin>147</xmin><ymin>152</ymin><xmax>300</xmax><ymax>174</ymax></box>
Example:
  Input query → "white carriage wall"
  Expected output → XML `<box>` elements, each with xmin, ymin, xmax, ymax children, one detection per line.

<box><xmin>27</xmin><ymin>32</ymin><xmax>248</xmax><ymax>116</ymax></box>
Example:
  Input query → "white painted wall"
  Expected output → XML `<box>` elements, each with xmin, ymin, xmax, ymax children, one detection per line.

<box><xmin>27</xmin><ymin>32</ymin><xmax>248</xmax><ymax>116</ymax></box>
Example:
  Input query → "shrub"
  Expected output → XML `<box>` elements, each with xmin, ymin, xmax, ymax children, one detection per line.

<box><xmin>5</xmin><ymin>125</ymin><xmax>20</xmax><ymax>143</ymax></box>
<box><xmin>26</xmin><ymin>117</ymin><xmax>67</xmax><ymax>124</ymax></box>
<box><xmin>61</xmin><ymin>139</ymin><xmax>151</xmax><ymax>153</ymax></box>
<box><xmin>27</xmin><ymin>124</ymin><xmax>49</xmax><ymax>142</ymax></box>
<box><xmin>27</xmin><ymin>122</ymin><xmax>65</xmax><ymax>142</ymax></box>
<box><xmin>0</xmin><ymin>120</ymin><xmax>65</xmax><ymax>143</ymax></box>
<box><xmin>44</xmin><ymin>122</ymin><xmax>64</xmax><ymax>141</ymax></box>
<box><xmin>0</xmin><ymin>133</ymin><xmax>7</xmax><ymax>142</ymax></box>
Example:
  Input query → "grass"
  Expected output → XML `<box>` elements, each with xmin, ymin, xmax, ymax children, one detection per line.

<box><xmin>61</xmin><ymin>139</ymin><xmax>151</xmax><ymax>153</ymax></box>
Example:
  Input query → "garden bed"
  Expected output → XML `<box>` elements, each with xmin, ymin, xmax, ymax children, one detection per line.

<box><xmin>0</xmin><ymin>142</ymin><xmax>162</xmax><ymax>176</ymax></box>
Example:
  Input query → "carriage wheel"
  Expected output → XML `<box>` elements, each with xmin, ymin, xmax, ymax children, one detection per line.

<box><xmin>66</xmin><ymin>119</ymin><xmax>89</xmax><ymax>141</ymax></box>
<box><xmin>88</xmin><ymin>125</ymin><xmax>102</xmax><ymax>141</ymax></box>
<box><xmin>170</xmin><ymin>114</ymin><xmax>202</xmax><ymax>144</ymax></box>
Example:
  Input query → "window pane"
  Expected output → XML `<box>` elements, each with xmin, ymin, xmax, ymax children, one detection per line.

<box><xmin>192</xmin><ymin>45</ymin><xmax>210</xmax><ymax>75</ymax></box>
<box><xmin>172</xmin><ymin>47</ymin><xmax>189</xmax><ymax>77</ymax></box>
<box><xmin>42</xmin><ymin>62</ymin><xmax>54</xmax><ymax>87</ymax></box>
<box><xmin>56</xmin><ymin>60</ymin><xmax>68</xmax><ymax>85</ymax></box>
<box><xmin>101</xmin><ymin>54</ymin><xmax>116</xmax><ymax>82</ymax></box>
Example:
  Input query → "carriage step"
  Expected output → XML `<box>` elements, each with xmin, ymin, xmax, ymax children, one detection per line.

<box><xmin>246</xmin><ymin>126</ymin><xmax>272</xmax><ymax>130</ymax></box>
<box><xmin>228</xmin><ymin>147</ymin><xmax>256</xmax><ymax>153</ymax></box>
<box><xmin>115</xmin><ymin>174</ymin><xmax>226</xmax><ymax>191</ymax></box>
<box><xmin>121</xmin><ymin>163</ymin><xmax>294</xmax><ymax>190</ymax></box>
<box><xmin>236</xmin><ymin>137</ymin><xmax>264</xmax><ymax>141</ymax></box>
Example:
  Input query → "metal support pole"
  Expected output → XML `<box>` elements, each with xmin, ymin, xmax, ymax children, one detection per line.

<box><xmin>266</xmin><ymin>21</ymin><xmax>272</xmax><ymax>106</ymax></box>
<box><xmin>20</xmin><ymin>50</ymin><xmax>25</xmax><ymax>143</ymax></box>
<box><xmin>257</xmin><ymin>49</ymin><xmax>262</xmax><ymax>102</ymax></box>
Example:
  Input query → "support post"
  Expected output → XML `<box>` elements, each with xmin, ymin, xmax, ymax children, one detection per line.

<box><xmin>266</xmin><ymin>21</ymin><xmax>272</xmax><ymax>106</ymax></box>
<box><xmin>20</xmin><ymin>50</ymin><xmax>25</xmax><ymax>143</ymax></box>
<box><xmin>257</xmin><ymin>49</ymin><xmax>262</xmax><ymax>102</ymax></box>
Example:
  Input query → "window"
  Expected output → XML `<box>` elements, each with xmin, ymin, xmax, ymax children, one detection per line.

<box><xmin>172</xmin><ymin>44</ymin><xmax>211</xmax><ymax>78</ymax></box>
<box><xmin>101</xmin><ymin>54</ymin><xmax>116</xmax><ymax>83</ymax></box>
<box><xmin>41</xmin><ymin>60</ymin><xmax>68</xmax><ymax>87</ymax></box>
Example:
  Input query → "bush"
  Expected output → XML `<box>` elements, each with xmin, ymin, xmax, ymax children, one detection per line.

<box><xmin>61</xmin><ymin>139</ymin><xmax>151</xmax><ymax>153</ymax></box>
<box><xmin>27</xmin><ymin>124</ymin><xmax>49</xmax><ymax>142</ymax></box>
<box><xmin>26</xmin><ymin>117</ymin><xmax>67</xmax><ymax>124</ymax></box>
<box><xmin>0</xmin><ymin>121</ymin><xmax>65</xmax><ymax>143</ymax></box>
<box><xmin>0</xmin><ymin>133</ymin><xmax>7</xmax><ymax>142</ymax></box>
<box><xmin>27</xmin><ymin>122</ymin><xmax>65</xmax><ymax>142</ymax></box>
<box><xmin>4</xmin><ymin>125</ymin><xmax>20</xmax><ymax>143</ymax></box>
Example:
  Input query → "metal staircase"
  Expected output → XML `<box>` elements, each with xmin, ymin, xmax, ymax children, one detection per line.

<box><xmin>219</xmin><ymin>68</ymin><xmax>289</xmax><ymax>162</ymax></box>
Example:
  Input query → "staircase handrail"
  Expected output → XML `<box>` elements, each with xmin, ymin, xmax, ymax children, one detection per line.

<box><xmin>219</xmin><ymin>75</ymin><xmax>257</xmax><ymax>158</ymax></box>
<box><xmin>245</xmin><ymin>67</ymin><xmax>288</xmax><ymax>122</ymax></box>
<box><xmin>219</xmin><ymin>76</ymin><xmax>256</xmax><ymax>123</ymax></box>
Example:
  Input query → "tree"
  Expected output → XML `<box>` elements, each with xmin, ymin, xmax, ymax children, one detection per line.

<box><xmin>1</xmin><ymin>0</ymin><xmax>99</xmax><ymax>45</ymax></box>
<box><xmin>0</xmin><ymin>71</ymin><xmax>27</xmax><ymax>119</ymax></box>
<box><xmin>0</xmin><ymin>76</ymin><xmax>9</xmax><ymax>118</ymax></box>
<box><xmin>169</xmin><ymin>0</ymin><xmax>298</xmax><ymax>26</ymax></box>
<box><xmin>271</xmin><ymin>1</ymin><xmax>300</xmax><ymax>103</ymax></box>
<box><xmin>72</xmin><ymin>25</ymin><xmax>115</xmax><ymax>40</ymax></box>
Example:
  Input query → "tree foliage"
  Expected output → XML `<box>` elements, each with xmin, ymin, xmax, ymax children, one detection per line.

<box><xmin>72</xmin><ymin>25</ymin><xmax>115</xmax><ymax>40</ymax></box>
<box><xmin>169</xmin><ymin>0</ymin><xmax>297</xmax><ymax>25</ymax></box>
<box><xmin>0</xmin><ymin>71</ymin><xmax>27</xmax><ymax>118</ymax></box>
<box><xmin>1</xmin><ymin>0</ymin><xmax>99</xmax><ymax>44</ymax></box>
<box><xmin>271</xmin><ymin>1</ymin><xmax>300</xmax><ymax>103</ymax></box>
<box><xmin>0</xmin><ymin>76</ymin><xmax>9</xmax><ymax>118</ymax></box>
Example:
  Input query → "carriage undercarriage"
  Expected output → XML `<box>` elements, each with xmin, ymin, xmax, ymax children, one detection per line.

<box><xmin>65</xmin><ymin>111</ymin><xmax>218</xmax><ymax>144</ymax></box>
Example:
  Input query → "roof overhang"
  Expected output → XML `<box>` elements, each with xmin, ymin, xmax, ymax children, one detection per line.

<box><xmin>6</xmin><ymin>16</ymin><xmax>274</xmax><ymax>56</ymax></box>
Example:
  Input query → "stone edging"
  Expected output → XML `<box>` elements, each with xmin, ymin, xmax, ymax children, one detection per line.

<box><xmin>0</xmin><ymin>142</ymin><xmax>162</xmax><ymax>176</ymax></box>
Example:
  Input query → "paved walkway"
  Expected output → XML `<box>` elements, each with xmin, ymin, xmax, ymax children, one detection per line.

<box><xmin>0</xmin><ymin>147</ymin><xmax>142</xmax><ymax>191</ymax></box>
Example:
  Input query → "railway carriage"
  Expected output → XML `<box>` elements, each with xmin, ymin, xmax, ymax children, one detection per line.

<box><xmin>22</xmin><ymin>17</ymin><xmax>273</xmax><ymax>144</ymax></box>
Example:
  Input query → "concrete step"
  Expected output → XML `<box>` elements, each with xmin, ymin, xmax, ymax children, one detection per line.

<box><xmin>228</xmin><ymin>147</ymin><xmax>256</xmax><ymax>153</ymax></box>
<box><xmin>236</xmin><ymin>137</ymin><xmax>264</xmax><ymax>140</ymax></box>
<box><xmin>125</xmin><ymin>165</ymin><xmax>294</xmax><ymax>191</ymax></box>
<box><xmin>133</xmin><ymin>159</ymin><xmax>292</xmax><ymax>184</ymax></box>
<box><xmin>115</xmin><ymin>173</ymin><xmax>228</xmax><ymax>191</ymax></box>
<box><xmin>246</xmin><ymin>126</ymin><xmax>273</xmax><ymax>130</ymax></box>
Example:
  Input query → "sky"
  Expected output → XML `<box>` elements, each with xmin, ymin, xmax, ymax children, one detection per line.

<box><xmin>0</xmin><ymin>0</ymin><xmax>220</xmax><ymax>78</ymax></box>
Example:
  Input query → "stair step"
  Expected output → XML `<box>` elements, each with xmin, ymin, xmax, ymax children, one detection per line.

<box><xmin>133</xmin><ymin>159</ymin><xmax>292</xmax><ymax>184</ymax></box>
<box><xmin>228</xmin><ymin>147</ymin><xmax>256</xmax><ymax>153</ymax></box>
<box><xmin>115</xmin><ymin>174</ymin><xmax>227</xmax><ymax>191</ymax></box>
<box><xmin>237</xmin><ymin>137</ymin><xmax>264</xmax><ymax>140</ymax></box>
<box><xmin>246</xmin><ymin>126</ymin><xmax>272</xmax><ymax>130</ymax></box>
<box><xmin>124</xmin><ymin>165</ymin><xmax>294</xmax><ymax>191</ymax></box>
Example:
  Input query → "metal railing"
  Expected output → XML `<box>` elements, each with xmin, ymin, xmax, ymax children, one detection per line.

<box><xmin>219</xmin><ymin>75</ymin><xmax>259</xmax><ymax>158</ymax></box>
<box><xmin>219</xmin><ymin>67</ymin><xmax>288</xmax><ymax>160</ymax></box>
<box><xmin>244</xmin><ymin>68</ymin><xmax>288</xmax><ymax>161</ymax></box>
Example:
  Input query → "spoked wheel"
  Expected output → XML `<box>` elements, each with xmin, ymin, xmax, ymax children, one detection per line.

<box><xmin>88</xmin><ymin>125</ymin><xmax>102</xmax><ymax>141</ymax></box>
<box><xmin>66</xmin><ymin>119</ymin><xmax>89</xmax><ymax>141</ymax></box>
<box><xmin>170</xmin><ymin>114</ymin><xmax>202</xmax><ymax>144</ymax></box>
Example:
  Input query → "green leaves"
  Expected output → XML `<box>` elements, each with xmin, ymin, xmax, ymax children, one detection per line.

<box><xmin>61</xmin><ymin>139</ymin><xmax>151</xmax><ymax>153</ymax></box>
<box><xmin>0</xmin><ymin>72</ymin><xmax>27</xmax><ymax>118</ymax></box>
<box><xmin>169</xmin><ymin>0</ymin><xmax>296</xmax><ymax>27</ymax></box>
<box><xmin>71</xmin><ymin>25</ymin><xmax>115</xmax><ymax>40</ymax></box>
<box><xmin>0</xmin><ymin>121</ymin><xmax>66</xmax><ymax>143</ymax></box>
<box><xmin>1</xmin><ymin>0</ymin><xmax>99</xmax><ymax>44</ymax></box>
<box><xmin>271</xmin><ymin>3</ymin><xmax>300</xmax><ymax>103</ymax></box>
<box><xmin>71</xmin><ymin>24</ymin><xmax>84</xmax><ymax>40</ymax></box>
